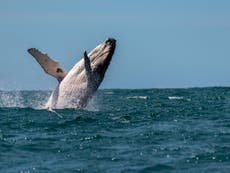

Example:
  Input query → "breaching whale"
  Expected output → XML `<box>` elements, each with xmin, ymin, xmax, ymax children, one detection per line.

<box><xmin>28</xmin><ymin>38</ymin><xmax>116</xmax><ymax>109</ymax></box>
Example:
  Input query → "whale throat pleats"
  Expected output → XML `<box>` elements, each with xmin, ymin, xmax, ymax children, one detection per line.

<box><xmin>27</xmin><ymin>48</ymin><xmax>68</xmax><ymax>82</ymax></box>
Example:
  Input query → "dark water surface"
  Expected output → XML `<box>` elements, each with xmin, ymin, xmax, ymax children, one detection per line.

<box><xmin>0</xmin><ymin>88</ymin><xmax>230</xmax><ymax>173</ymax></box>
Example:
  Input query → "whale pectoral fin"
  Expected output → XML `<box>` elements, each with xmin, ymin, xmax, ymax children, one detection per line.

<box><xmin>28</xmin><ymin>48</ymin><xmax>68</xmax><ymax>82</ymax></box>
<box><xmin>84</xmin><ymin>50</ymin><xmax>92</xmax><ymax>79</ymax></box>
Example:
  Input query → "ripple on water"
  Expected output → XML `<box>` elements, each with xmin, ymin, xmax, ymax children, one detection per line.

<box><xmin>0</xmin><ymin>88</ymin><xmax>230</xmax><ymax>173</ymax></box>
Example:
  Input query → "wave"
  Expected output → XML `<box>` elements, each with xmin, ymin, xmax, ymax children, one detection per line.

<box><xmin>168</xmin><ymin>96</ymin><xmax>184</xmax><ymax>100</ymax></box>
<box><xmin>127</xmin><ymin>96</ymin><xmax>148</xmax><ymax>99</ymax></box>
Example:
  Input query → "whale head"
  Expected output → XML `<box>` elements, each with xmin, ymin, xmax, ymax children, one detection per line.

<box><xmin>89</xmin><ymin>38</ymin><xmax>116</xmax><ymax>81</ymax></box>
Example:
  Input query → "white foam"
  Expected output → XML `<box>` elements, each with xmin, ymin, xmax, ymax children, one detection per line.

<box><xmin>127</xmin><ymin>96</ymin><xmax>148</xmax><ymax>99</ymax></box>
<box><xmin>168</xmin><ymin>96</ymin><xmax>184</xmax><ymax>100</ymax></box>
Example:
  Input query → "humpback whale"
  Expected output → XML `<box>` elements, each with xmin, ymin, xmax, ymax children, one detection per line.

<box><xmin>28</xmin><ymin>38</ymin><xmax>116</xmax><ymax>109</ymax></box>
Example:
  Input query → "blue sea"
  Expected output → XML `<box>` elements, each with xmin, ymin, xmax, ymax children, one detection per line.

<box><xmin>0</xmin><ymin>88</ymin><xmax>229</xmax><ymax>173</ymax></box>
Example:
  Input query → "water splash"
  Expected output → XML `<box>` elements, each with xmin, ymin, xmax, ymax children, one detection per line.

<box><xmin>0</xmin><ymin>90</ymin><xmax>100</xmax><ymax>111</ymax></box>
<box><xmin>0</xmin><ymin>90</ymin><xmax>50</xmax><ymax>109</ymax></box>
<box><xmin>0</xmin><ymin>91</ymin><xmax>23</xmax><ymax>107</ymax></box>
<box><xmin>85</xmin><ymin>95</ymin><xmax>99</xmax><ymax>112</ymax></box>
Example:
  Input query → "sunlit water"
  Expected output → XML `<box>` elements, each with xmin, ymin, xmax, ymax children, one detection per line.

<box><xmin>0</xmin><ymin>88</ymin><xmax>230</xmax><ymax>173</ymax></box>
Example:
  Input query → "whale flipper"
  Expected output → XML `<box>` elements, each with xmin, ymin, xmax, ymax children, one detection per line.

<box><xmin>28</xmin><ymin>48</ymin><xmax>68</xmax><ymax>82</ymax></box>
<box><xmin>84</xmin><ymin>51</ymin><xmax>92</xmax><ymax>79</ymax></box>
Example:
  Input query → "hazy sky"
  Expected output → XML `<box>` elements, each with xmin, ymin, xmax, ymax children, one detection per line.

<box><xmin>0</xmin><ymin>0</ymin><xmax>230</xmax><ymax>90</ymax></box>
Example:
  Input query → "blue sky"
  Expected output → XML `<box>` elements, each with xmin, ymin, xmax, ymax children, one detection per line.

<box><xmin>0</xmin><ymin>0</ymin><xmax>230</xmax><ymax>90</ymax></box>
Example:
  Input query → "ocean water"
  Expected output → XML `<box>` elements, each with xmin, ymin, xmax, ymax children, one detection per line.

<box><xmin>0</xmin><ymin>88</ymin><xmax>229</xmax><ymax>173</ymax></box>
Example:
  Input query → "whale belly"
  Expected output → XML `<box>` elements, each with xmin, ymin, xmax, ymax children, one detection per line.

<box><xmin>45</xmin><ymin>70</ymin><xmax>91</xmax><ymax>109</ymax></box>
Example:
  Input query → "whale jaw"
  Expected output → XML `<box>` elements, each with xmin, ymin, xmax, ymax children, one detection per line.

<box><xmin>46</xmin><ymin>38</ymin><xmax>116</xmax><ymax>109</ymax></box>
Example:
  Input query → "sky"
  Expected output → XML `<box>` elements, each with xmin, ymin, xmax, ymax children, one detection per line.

<box><xmin>0</xmin><ymin>0</ymin><xmax>230</xmax><ymax>90</ymax></box>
